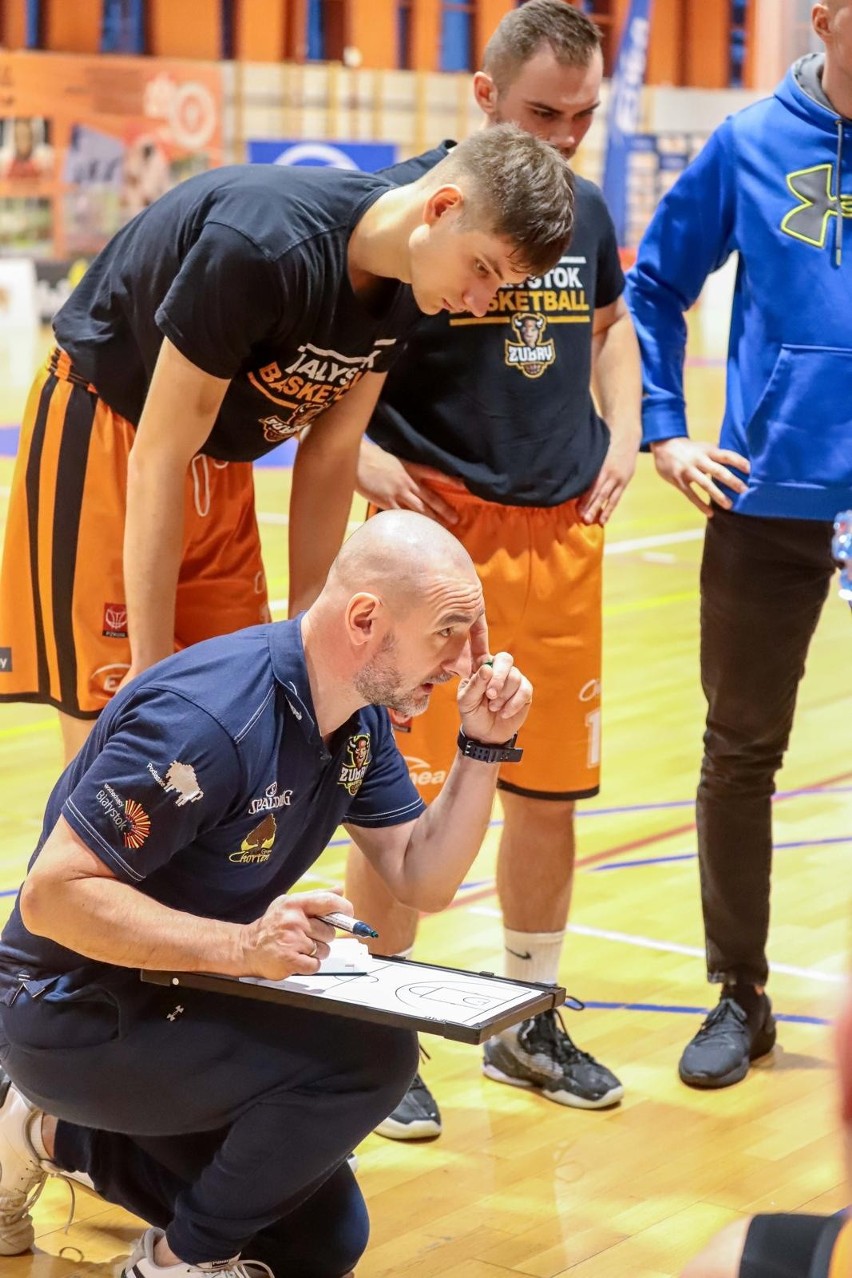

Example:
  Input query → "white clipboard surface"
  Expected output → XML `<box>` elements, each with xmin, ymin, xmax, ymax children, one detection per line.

<box><xmin>142</xmin><ymin>957</ymin><xmax>566</xmax><ymax>1044</ymax></box>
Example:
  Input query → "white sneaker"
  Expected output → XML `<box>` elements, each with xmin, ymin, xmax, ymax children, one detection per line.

<box><xmin>0</xmin><ymin>1072</ymin><xmax>51</xmax><ymax>1255</ymax></box>
<box><xmin>121</xmin><ymin>1227</ymin><xmax>275</xmax><ymax>1277</ymax></box>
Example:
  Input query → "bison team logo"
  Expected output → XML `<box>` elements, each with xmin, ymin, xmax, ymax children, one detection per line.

<box><xmin>338</xmin><ymin>733</ymin><xmax>371</xmax><ymax>796</ymax></box>
<box><xmin>102</xmin><ymin>603</ymin><xmax>128</xmax><ymax>639</ymax></box>
<box><xmin>505</xmin><ymin>313</ymin><xmax>556</xmax><ymax>379</ymax></box>
<box><xmin>122</xmin><ymin>799</ymin><xmax>151</xmax><ymax>849</ymax></box>
<box><xmin>229</xmin><ymin>814</ymin><xmax>277</xmax><ymax>864</ymax></box>
<box><xmin>163</xmin><ymin>761</ymin><xmax>203</xmax><ymax>807</ymax></box>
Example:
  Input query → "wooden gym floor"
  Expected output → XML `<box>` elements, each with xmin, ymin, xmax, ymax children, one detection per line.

<box><xmin>0</xmin><ymin>309</ymin><xmax>849</xmax><ymax>1277</ymax></box>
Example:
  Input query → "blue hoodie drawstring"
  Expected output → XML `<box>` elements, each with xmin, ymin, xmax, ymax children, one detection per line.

<box><xmin>835</xmin><ymin>118</ymin><xmax>844</xmax><ymax>267</ymax></box>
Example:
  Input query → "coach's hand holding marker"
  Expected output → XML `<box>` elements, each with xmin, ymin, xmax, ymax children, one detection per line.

<box><xmin>456</xmin><ymin>650</ymin><xmax>533</xmax><ymax>757</ymax></box>
<box><xmin>319</xmin><ymin>912</ymin><xmax>379</xmax><ymax>939</ymax></box>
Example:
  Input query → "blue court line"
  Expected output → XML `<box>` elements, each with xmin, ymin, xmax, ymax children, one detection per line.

<box><xmin>592</xmin><ymin>833</ymin><xmax>852</xmax><ymax>872</ymax></box>
<box><xmin>580</xmin><ymin>999</ymin><xmax>830</xmax><ymax>1026</ymax></box>
<box><xmin>577</xmin><ymin>786</ymin><xmax>852</xmax><ymax>819</ymax></box>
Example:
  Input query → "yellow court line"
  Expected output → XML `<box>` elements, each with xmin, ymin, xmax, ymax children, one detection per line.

<box><xmin>0</xmin><ymin>719</ymin><xmax>54</xmax><ymax>740</ymax></box>
<box><xmin>604</xmin><ymin>589</ymin><xmax>698</xmax><ymax>617</ymax></box>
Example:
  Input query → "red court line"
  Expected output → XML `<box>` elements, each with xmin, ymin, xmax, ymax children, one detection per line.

<box><xmin>446</xmin><ymin>765</ymin><xmax>852</xmax><ymax>912</ymax></box>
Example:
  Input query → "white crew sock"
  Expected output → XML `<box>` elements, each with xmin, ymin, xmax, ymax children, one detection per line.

<box><xmin>503</xmin><ymin>927</ymin><xmax>565</xmax><ymax>986</ymax></box>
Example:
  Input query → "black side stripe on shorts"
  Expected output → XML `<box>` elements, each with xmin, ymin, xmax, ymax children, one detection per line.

<box><xmin>24</xmin><ymin>372</ymin><xmax>58</xmax><ymax>701</ymax></box>
<box><xmin>52</xmin><ymin>383</ymin><xmax>97</xmax><ymax>715</ymax></box>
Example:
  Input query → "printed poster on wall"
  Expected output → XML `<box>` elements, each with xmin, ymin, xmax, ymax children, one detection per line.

<box><xmin>0</xmin><ymin>51</ymin><xmax>223</xmax><ymax>261</ymax></box>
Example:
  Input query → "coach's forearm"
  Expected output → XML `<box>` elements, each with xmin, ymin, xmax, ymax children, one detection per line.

<box><xmin>21</xmin><ymin>866</ymin><xmax>248</xmax><ymax>975</ymax></box>
<box><xmin>396</xmin><ymin>753</ymin><xmax>500</xmax><ymax>911</ymax></box>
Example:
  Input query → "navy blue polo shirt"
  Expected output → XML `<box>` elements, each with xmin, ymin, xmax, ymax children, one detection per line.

<box><xmin>0</xmin><ymin>620</ymin><xmax>424</xmax><ymax>981</ymax></box>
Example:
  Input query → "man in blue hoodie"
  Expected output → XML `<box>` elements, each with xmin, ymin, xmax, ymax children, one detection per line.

<box><xmin>627</xmin><ymin>0</ymin><xmax>852</xmax><ymax>1090</ymax></box>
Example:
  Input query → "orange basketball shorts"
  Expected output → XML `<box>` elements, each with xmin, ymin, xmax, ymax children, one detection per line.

<box><xmin>0</xmin><ymin>348</ymin><xmax>269</xmax><ymax>718</ymax></box>
<box><xmin>373</xmin><ymin>476</ymin><xmax>603</xmax><ymax>803</ymax></box>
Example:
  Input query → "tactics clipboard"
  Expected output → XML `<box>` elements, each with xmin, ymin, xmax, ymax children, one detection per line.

<box><xmin>141</xmin><ymin>956</ymin><xmax>566</xmax><ymax>1045</ymax></box>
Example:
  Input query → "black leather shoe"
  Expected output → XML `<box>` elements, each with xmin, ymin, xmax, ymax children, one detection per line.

<box><xmin>679</xmin><ymin>989</ymin><xmax>776</xmax><ymax>1089</ymax></box>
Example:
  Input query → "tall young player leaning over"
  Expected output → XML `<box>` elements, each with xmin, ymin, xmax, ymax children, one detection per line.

<box><xmin>0</xmin><ymin>127</ymin><xmax>574</xmax><ymax>767</ymax></box>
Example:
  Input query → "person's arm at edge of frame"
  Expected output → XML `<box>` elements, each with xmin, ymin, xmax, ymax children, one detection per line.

<box><xmin>578</xmin><ymin>295</ymin><xmax>642</xmax><ymax>526</ymax></box>
<box><xmin>19</xmin><ymin>817</ymin><xmax>347</xmax><ymax>980</ymax></box>
<box><xmin>344</xmin><ymin>651</ymin><xmax>532</xmax><ymax>913</ymax></box>
<box><xmin>287</xmin><ymin>370</ymin><xmax>388</xmax><ymax>617</ymax></box>
<box><xmin>122</xmin><ymin>337</ymin><xmax>231</xmax><ymax>680</ymax></box>
<box><xmin>625</xmin><ymin>122</ymin><xmax>750</xmax><ymax>516</ymax></box>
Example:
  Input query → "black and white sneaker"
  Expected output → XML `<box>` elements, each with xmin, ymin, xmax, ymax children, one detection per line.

<box><xmin>679</xmin><ymin>986</ymin><xmax>776</xmax><ymax>1089</ymax></box>
<box><xmin>482</xmin><ymin>1009</ymin><xmax>623</xmax><ymax>1109</ymax></box>
<box><xmin>374</xmin><ymin>1073</ymin><xmax>442</xmax><ymax>1140</ymax></box>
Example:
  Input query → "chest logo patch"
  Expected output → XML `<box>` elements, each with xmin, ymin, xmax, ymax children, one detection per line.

<box><xmin>781</xmin><ymin>163</ymin><xmax>852</xmax><ymax>249</ymax></box>
<box><xmin>505</xmin><ymin>313</ymin><xmax>556</xmax><ymax>379</ymax></box>
<box><xmin>338</xmin><ymin>733</ymin><xmax>371</xmax><ymax>796</ymax></box>
<box><xmin>230</xmin><ymin>814</ymin><xmax>277</xmax><ymax>864</ymax></box>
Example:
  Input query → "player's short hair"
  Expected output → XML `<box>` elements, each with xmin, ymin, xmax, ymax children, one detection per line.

<box><xmin>428</xmin><ymin>124</ymin><xmax>574</xmax><ymax>275</ymax></box>
<box><xmin>483</xmin><ymin>0</ymin><xmax>602</xmax><ymax>93</ymax></box>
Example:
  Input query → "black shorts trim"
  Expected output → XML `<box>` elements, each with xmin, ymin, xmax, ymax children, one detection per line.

<box><xmin>52</xmin><ymin>382</ymin><xmax>97</xmax><ymax>713</ymax></box>
<box><xmin>0</xmin><ymin>690</ymin><xmax>100</xmax><ymax>720</ymax></box>
<box><xmin>496</xmin><ymin>778</ymin><xmax>600</xmax><ymax>802</ymax></box>
<box><xmin>25</xmin><ymin>372</ymin><xmax>57</xmax><ymax>701</ymax></box>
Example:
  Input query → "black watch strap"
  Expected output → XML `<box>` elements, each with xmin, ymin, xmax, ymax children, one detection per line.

<box><xmin>456</xmin><ymin>728</ymin><xmax>523</xmax><ymax>764</ymax></box>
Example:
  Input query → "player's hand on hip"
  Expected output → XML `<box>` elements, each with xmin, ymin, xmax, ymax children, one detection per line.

<box><xmin>241</xmin><ymin>890</ymin><xmax>345</xmax><ymax>979</ymax></box>
<box><xmin>457</xmin><ymin>652</ymin><xmax>532</xmax><ymax>743</ymax></box>
<box><xmin>579</xmin><ymin>436</ymin><xmax>639</xmax><ymax>525</ymax></box>
<box><xmin>356</xmin><ymin>439</ymin><xmax>462</xmax><ymax>524</ymax></box>
<box><xmin>650</xmin><ymin>437</ymin><xmax>750</xmax><ymax>516</ymax></box>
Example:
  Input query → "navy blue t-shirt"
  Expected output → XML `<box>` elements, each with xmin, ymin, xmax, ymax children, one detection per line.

<box><xmin>372</xmin><ymin>144</ymin><xmax>624</xmax><ymax>506</ymax></box>
<box><xmin>53</xmin><ymin>165</ymin><xmax>423</xmax><ymax>461</ymax></box>
<box><xmin>0</xmin><ymin>620</ymin><xmax>424</xmax><ymax>981</ymax></box>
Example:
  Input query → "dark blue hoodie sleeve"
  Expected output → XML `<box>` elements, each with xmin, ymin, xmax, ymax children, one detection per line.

<box><xmin>626</xmin><ymin>121</ymin><xmax>738</xmax><ymax>444</ymax></box>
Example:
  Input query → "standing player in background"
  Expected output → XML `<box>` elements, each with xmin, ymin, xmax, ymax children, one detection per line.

<box><xmin>0</xmin><ymin>128</ymin><xmax>574</xmax><ymax>766</ymax></box>
<box><xmin>346</xmin><ymin>0</ymin><xmax>642</xmax><ymax>1139</ymax></box>
<box><xmin>627</xmin><ymin>0</ymin><xmax>852</xmax><ymax>1091</ymax></box>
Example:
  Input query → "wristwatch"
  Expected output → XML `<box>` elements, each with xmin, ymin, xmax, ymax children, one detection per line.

<box><xmin>456</xmin><ymin>728</ymin><xmax>523</xmax><ymax>764</ymax></box>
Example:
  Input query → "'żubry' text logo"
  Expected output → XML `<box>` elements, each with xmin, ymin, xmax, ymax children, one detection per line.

<box><xmin>338</xmin><ymin>733</ymin><xmax>371</xmax><ymax>796</ymax></box>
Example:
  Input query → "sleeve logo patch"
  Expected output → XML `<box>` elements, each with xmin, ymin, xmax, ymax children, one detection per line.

<box><xmin>147</xmin><ymin>761</ymin><xmax>204</xmax><ymax>807</ymax></box>
<box><xmin>338</xmin><ymin>733</ymin><xmax>371</xmax><ymax>796</ymax></box>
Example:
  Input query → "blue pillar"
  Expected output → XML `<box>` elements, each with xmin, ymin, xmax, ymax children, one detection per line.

<box><xmin>25</xmin><ymin>0</ymin><xmax>41</xmax><ymax>49</ymax></box>
<box><xmin>101</xmin><ymin>0</ymin><xmax>146</xmax><ymax>54</ymax></box>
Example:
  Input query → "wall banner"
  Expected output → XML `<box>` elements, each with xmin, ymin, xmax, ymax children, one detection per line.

<box><xmin>0</xmin><ymin>51</ymin><xmax>223</xmax><ymax>261</ymax></box>
<box><xmin>601</xmin><ymin>0</ymin><xmax>655</xmax><ymax>247</ymax></box>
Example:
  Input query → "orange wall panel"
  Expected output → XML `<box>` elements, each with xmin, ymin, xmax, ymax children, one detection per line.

<box><xmin>0</xmin><ymin>0</ymin><xmax>28</xmax><ymax>49</ymax></box>
<box><xmin>148</xmin><ymin>0</ymin><xmax>221</xmax><ymax>61</ymax></box>
<box><xmin>411</xmin><ymin>0</ymin><xmax>442</xmax><ymax>72</ymax></box>
<box><xmin>684</xmin><ymin>0</ymin><xmax>729</xmax><ymax>87</ymax></box>
<box><xmin>646</xmin><ymin>0</ymin><xmax>684</xmax><ymax>85</ymax></box>
<box><xmin>235</xmin><ymin>0</ymin><xmax>289</xmax><ymax>63</ymax></box>
<box><xmin>474</xmin><ymin>0</ymin><xmax>513</xmax><ymax>69</ymax></box>
<box><xmin>351</xmin><ymin>0</ymin><xmax>397</xmax><ymax>69</ymax></box>
<box><xmin>44</xmin><ymin>0</ymin><xmax>101</xmax><ymax>53</ymax></box>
